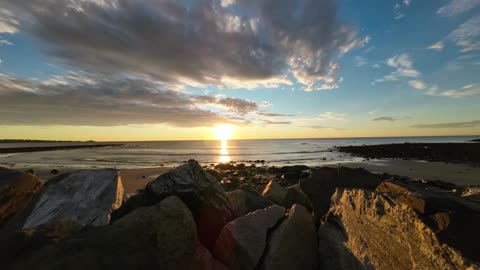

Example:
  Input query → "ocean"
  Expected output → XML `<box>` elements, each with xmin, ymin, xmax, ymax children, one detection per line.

<box><xmin>0</xmin><ymin>136</ymin><xmax>478</xmax><ymax>169</ymax></box>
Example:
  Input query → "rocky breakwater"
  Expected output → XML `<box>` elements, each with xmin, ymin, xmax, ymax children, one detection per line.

<box><xmin>0</xmin><ymin>162</ymin><xmax>479</xmax><ymax>270</ymax></box>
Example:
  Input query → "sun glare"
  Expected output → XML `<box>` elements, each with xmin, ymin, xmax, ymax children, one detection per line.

<box><xmin>214</xmin><ymin>125</ymin><xmax>233</xmax><ymax>140</ymax></box>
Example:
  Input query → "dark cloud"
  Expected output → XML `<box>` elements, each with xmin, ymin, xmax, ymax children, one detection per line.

<box><xmin>261</xmin><ymin>120</ymin><xmax>291</xmax><ymax>125</ymax></box>
<box><xmin>411</xmin><ymin>120</ymin><xmax>480</xmax><ymax>129</ymax></box>
<box><xmin>2</xmin><ymin>0</ymin><xmax>367</xmax><ymax>90</ymax></box>
<box><xmin>371</xmin><ymin>117</ymin><xmax>404</xmax><ymax>122</ymax></box>
<box><xmin>0</xmin><ymin>73</ymin><xmax>280</xmax><ymax>127</ymax></box>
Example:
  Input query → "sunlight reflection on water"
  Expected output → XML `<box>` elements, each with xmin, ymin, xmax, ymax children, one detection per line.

<box><xmin>218</xmin><ymin>139</ymin><xmax>231</xmax><ymax>163</ymax></box>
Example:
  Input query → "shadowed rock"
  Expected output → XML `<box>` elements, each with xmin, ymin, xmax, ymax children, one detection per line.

<box><xmin>2</xmin><ymin>196</ymin><xmax>198</xmax><ymax>270</ymax></box>
<box><xmin>227</xmin><ymin>187</ymin><xmax>273</xmax><ymax>218</ymax></box>
<box><xmin>300</xmin><ymin>167</ymin><xmax>382</xmax><ymax>221</ymax></box>
<box><xmin>0</xmin><ymin>168</ymin><xmax>43</xmax><ymax>227</ymax></box>
<box><xmin>284</xmin><ymin>184</ymin><xmax>312</xmax><ymax>211</ymax></box>
<box><xmin>17</xmin><ymin>169</ymin><xmax>124</xmax><ymax>229</ymax></box>
<box><xmin>262</xmin><ymin>204</ymin><xmax>318</xmax><ymax>270</ymax></box>
<box><xmin>262</xmin><ymin>179</ymin><xmax>287</xmax><ymax>205</ymax></box>
<box><xmin>214</xmin><ymin>205</ymin><xmax>285</xmax><ymax>270</ymax></box>
<box><xmin>322</xmin><ymin>188</ymin><xmax>477</xmax><ymax>269</ymax></box>
<box><xmin>113</xmin><ymin>159</ymin><xmax>233</xmax><ymax>250</ymax></box>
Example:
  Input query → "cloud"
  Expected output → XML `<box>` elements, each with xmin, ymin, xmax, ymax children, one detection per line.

<box><xmin>411</xmin><ymin>120</ymin><xmax>480</xmax><ymax>128</ymax></box>
<box><xmin>0</xmin><ymin>8</ymin><xmax>18</xmax><ymax>33</ymax></box>
<box><xmin>428</xmin><ymin>41</ymin><xmax>445</xmax><ymax>51</ymax></box>
<box><xmin>319</xmin><ymin>112</ymin><xmax>346</xmax><ymax>121</ymax></box>
<box><xmin>446</xmin><ymin>15</ymin><xmax>480</xmax><ymax>53</ymax></box>
<box><xmin>375</xmin><ymin>54</ymin><xmax>420</xmax><ymax>83</ymax></box>
<box><xmin>261</xmin><ymin>120</ymin><xmax>291</xmax><ymax>125</ymax></box>
<box><xmin>0</xmin><ymin>72</ymin><xmax>281</xmax><ymax>127</ymax></box>
<box><xmin>408</xmin><ymin>80</ymin><xmax>428</xmax><ymax>90</ymax></box>
<box><xmin>372</xmin><ymin>63</ymin><xmax>380</xmax><ymax>68</ymax></box>
<box><xmin>440</xmin><ymin>83</ymin><xmax>480</xmax><ymax>97</ymax></box>
<box><xmin>302</xmin><ymin>125</ymin><xmax>339</xmax><ymax>130</ymax></box>
<box><xmin>371</xmin><ymin>117</ymin><xmax>404</xmax><ymax>122</ymax></box>
<box><xmin>354</xmin><ymin>56</ymin><xmax>368</xmax><ymax>67</ymax></box>
<box><xmin>437</xmin><ymin>0</ymin><xmax>480</xmax><ymax>17</ymax></box>
<box><xmin>1</xmin><ymin>0</ymin><xmax>368</xmax><ymax>91</ymax></box>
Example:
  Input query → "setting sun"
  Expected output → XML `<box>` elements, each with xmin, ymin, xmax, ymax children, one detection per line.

<box><xmin>214</xmin><ymin>125</ymin><xmax>233</xmax><ymax>140</ymax></box>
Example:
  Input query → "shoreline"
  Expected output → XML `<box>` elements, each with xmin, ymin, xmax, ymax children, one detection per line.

<box><xmin>0</xmin><ymin>144</ymin><xmax>122</xmax><ymax>154</ymax></box>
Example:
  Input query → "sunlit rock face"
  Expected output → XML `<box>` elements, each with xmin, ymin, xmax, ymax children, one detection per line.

<box><xmin>21</xmin><ymin>169</ymin><xmax>124</xmax><ymax>228</ymax></box>
<box><xmin>321</xmin><ymin>188</ymin><xmax>477</xmax><ymax>270</ymax></box>
<box><xmin>0</xmin><ymin>167</ymin><xmax>44</xmax><ymax>227</ymax></box>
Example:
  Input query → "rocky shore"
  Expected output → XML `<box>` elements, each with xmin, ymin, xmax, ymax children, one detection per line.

<box><xmin>337</xmin><ymin>143</ymin><xmax>480</xmax><ymax>164</ymax></box>
<box><xmin>0</xmin><ymin>160</ymin><xmax>479</xmax><ymax>269</ymax></box>
<box><xmin>0</xmin><ymin>144</ymin><xmax>122</xmax><ymax>154</ymax></box>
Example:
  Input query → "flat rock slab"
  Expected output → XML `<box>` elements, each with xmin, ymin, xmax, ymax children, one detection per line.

<box><xmin>0</xmin><ymin>168</ymin><xmax>43</xmax><ymax>227</ymax></box>
<box><xmin>262</xmin><ymin>179</ymin><xmax>287</xmax><ymax>206</ymax></box>
<box><xmin>262</xmin><ymin>204</ymin><xmax>318</xmax><ymax>270</ymax></box>
<box><xmin>22</xmin><ymin>169</ymin><xmax>123</xmax><ymax>228</ymax></box>
<box><xmin>227</xmin><ymin>187</ymin><xmax>272</xmax><ymax>218</ymax></box>
<box><xmin>214</xmin><ymin>205</ymin><xmax>285</xmax><ymax>270</ymax></box>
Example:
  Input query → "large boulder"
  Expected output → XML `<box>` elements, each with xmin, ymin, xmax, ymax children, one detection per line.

<box><xmin>300</xmin><ymin>167</ymin><xmax>382</xmax><ymax>221</ymax></box>
<box><xmin>0</xmin><ymin>168</ymin><xmax>43</xmax><ymax>227</ymax></box>
<box><xmin>114</xmin><ymin>159</ymin><xmax>233</xmax><ymax>250</ymax></box>
<box><xmin>226</xmin><ymin>187</ymin><xmax>272</xmax><ymax>218</ymax></box>
<box><xmin>262</xmin><ymin>179</ymin><xmax>287</xmax><ymax>205</ymax></box>
<box><xmin>193</xmin><ymin>241</ymin><xmax>229</xmax><ymax>270</ymax></box>
<box><xmin>3</xmin><ymin>196</ymin><xmax>198</xmax><ymax>270</ymax></box>
<box><xmin>317</xmin><ymin>222</ymin><xmax>366</xmax><ymax>270</ymax></box>
<box><xmin>261</xmin><ymin>204</ymin><xmax>318</xmax><ymax>270</ymax></box>
<box><xmin>213</xmin><ymin>205</ymin><xmax>285</xmax><ymax>270</ymax></box>
<box><xmin>374</xmin><ymin>180</ymin><xmax>480</xmax><ymax>262</ymax></box>
<box><xmin>13</xmin><ymin>169</ymin><xmax>124</xmax><ymax>229</ymax></box>
<box><xmin>321</xmin><ymin>188</ymin><xmax>477</xmax><ymax>269</ymax></box>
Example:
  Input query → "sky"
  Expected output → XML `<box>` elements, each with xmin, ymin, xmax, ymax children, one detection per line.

<box><xmin>0</xmin><ymin>0</ymin><xmax>479</xmax><ymax>141</ymax></box>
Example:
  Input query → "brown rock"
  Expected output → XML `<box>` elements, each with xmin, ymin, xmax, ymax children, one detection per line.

<box><xmin>262</xmin><ymin>204</ymin><xmax>318</xmax><ymax>270</ymax></box>
<box><xmin>0</xmin><ymin>167</ymin><xmax>43</xmax><ymax>227</ymax></box>
<box><xmin>213</xmin><ymin>205</ymin><xmax>285</xmax><ymax>270</ymax></box>
<box><xmin>262</xmin><ymin>179</ymin><xmax>287</xmax><ymax>206</ymax></box>
<box><xmin>322</xmin><ymin>188</ymin><xmax>477</xmax><ymax>269</ymax></box>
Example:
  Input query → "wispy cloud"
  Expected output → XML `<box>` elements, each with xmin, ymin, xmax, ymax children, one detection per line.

<box><xmin>411</xmin><ymin>120</ymin><xmax>480</xmax><ymax>128</ymax></box>
<box><xmin>440</xmin><ymin>83</ymin><xmax>480</xmax><ymax>97</ymax></box>
<box><xmin>319</xmin><ymin>112</ymin><xmax>346</xmax><ymax>121</ymax></box>
<box><xmin>354</xmin><ymin>56</ymin><xmax>368</xmax><ymax>67</ymax></box>
<box><xmin>371</xmin><ymin>116</ymin><xmax>405</xmax><ymax>122</ymax></box>
<box><xmin>374</xmin><ymin>54</ymin><xmax>420</xmax><ymax>83</ymax></box>
<box><xmin>427</xmin><ymin>41</ymin><xmax>445</xmax><ymax>51</ymax></box>
<box><xmin>302</xmin><ymin>125</ymin><xmax>343</xmax><ymax>130</ymax></box>
<box><xmin>437</xmin><ymin>0</ymin><xmax>480</xmax><ymax>17</ymax></box>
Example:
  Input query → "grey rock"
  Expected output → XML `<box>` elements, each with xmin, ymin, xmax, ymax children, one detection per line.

<box><xmin>214</xmin><ymin>205</ymin><xmax>285</xmax><ymax>270</ymax></box>
<box><xmin>262</xmin><ymin>204</ymin><xmax>318</xmax><ymax>270</ymax></box>
<box><xmin>262</xmin><ymin>179</ymin><xmax>287</xmax><ymax>206</ymax></box>
<box><xmin>22</xmin><ymin>169</ymin><xmax>123</xmax><ymax>228</ymax></box>
<box><xmin>284</xmin><ymin>184</ymin><xmax>312</xmax><ymax>211</ymax></box>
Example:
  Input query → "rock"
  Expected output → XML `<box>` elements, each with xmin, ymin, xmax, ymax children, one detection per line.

<box><xmin>19</xmin><ymin>169</ymin><xmax>123</xmax><ymax>229</ymax></box>
<box><xmin>0</xmin><ymin>167</ymin><xmax>44</xmax><ymax>227</ymax></box>
<box><xmin>50</xmin><ymin>169</ymin><xmax>59</xmax><ymax>175</ymax></box>
<box><xmin>317</xmin><ymin>222</ymin><xmax>366</xmax><ymax>270</ymax></box>
<box><xmin>213</xmin><ymin>205</ymin><xmax>285</xmax><ymax>270</ymax></box>
<box><xmin>300</xmin><ymin>167</ymin><xmax>381</xmax><ymax>221</ymax></box>
<box><xmin>321</xmin><ymin>188</ymin><xmax>477</xmax><ymax>269</ymax></box>
<box><xmin>114</xmin><ymin>159</ymin><xmax>232</xmax><ymax>250</ymax></box>
<box><xmin>193</xmin><ymin>241</ymin><xmax>229</xmax><ymax>270</ymax></box>
<box><xmin>262</xmin><ymin>179</ymin><xmax>287</xmax><ymax>206</ymax></box>
<box><xmin>3</xmin><ymin>196</ymin><xmax>198</xmax><ymax>270</ymax></box>
<box><xmin>226</xmin><ymin>187</ymin><xmax>273</xmax><ymax>218</ymax></box>
<box><xmin>284</xmin><ymin>184</ymin><xmax>312</xmax><ymax>211</ymax></box>
<box><xmin>462</xmin><ymin>186</ymin><xmax>480</xmax><ymax>203</ymax></box>
<box><xmin>373</xmin><ymin>179</ymin><xmax>480</xmax><ymax>262</ymax></box>
<box><xmin>262</xmin><ymin>204</ymin><xmax>318</xmax><ymax>270</ymax></box>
